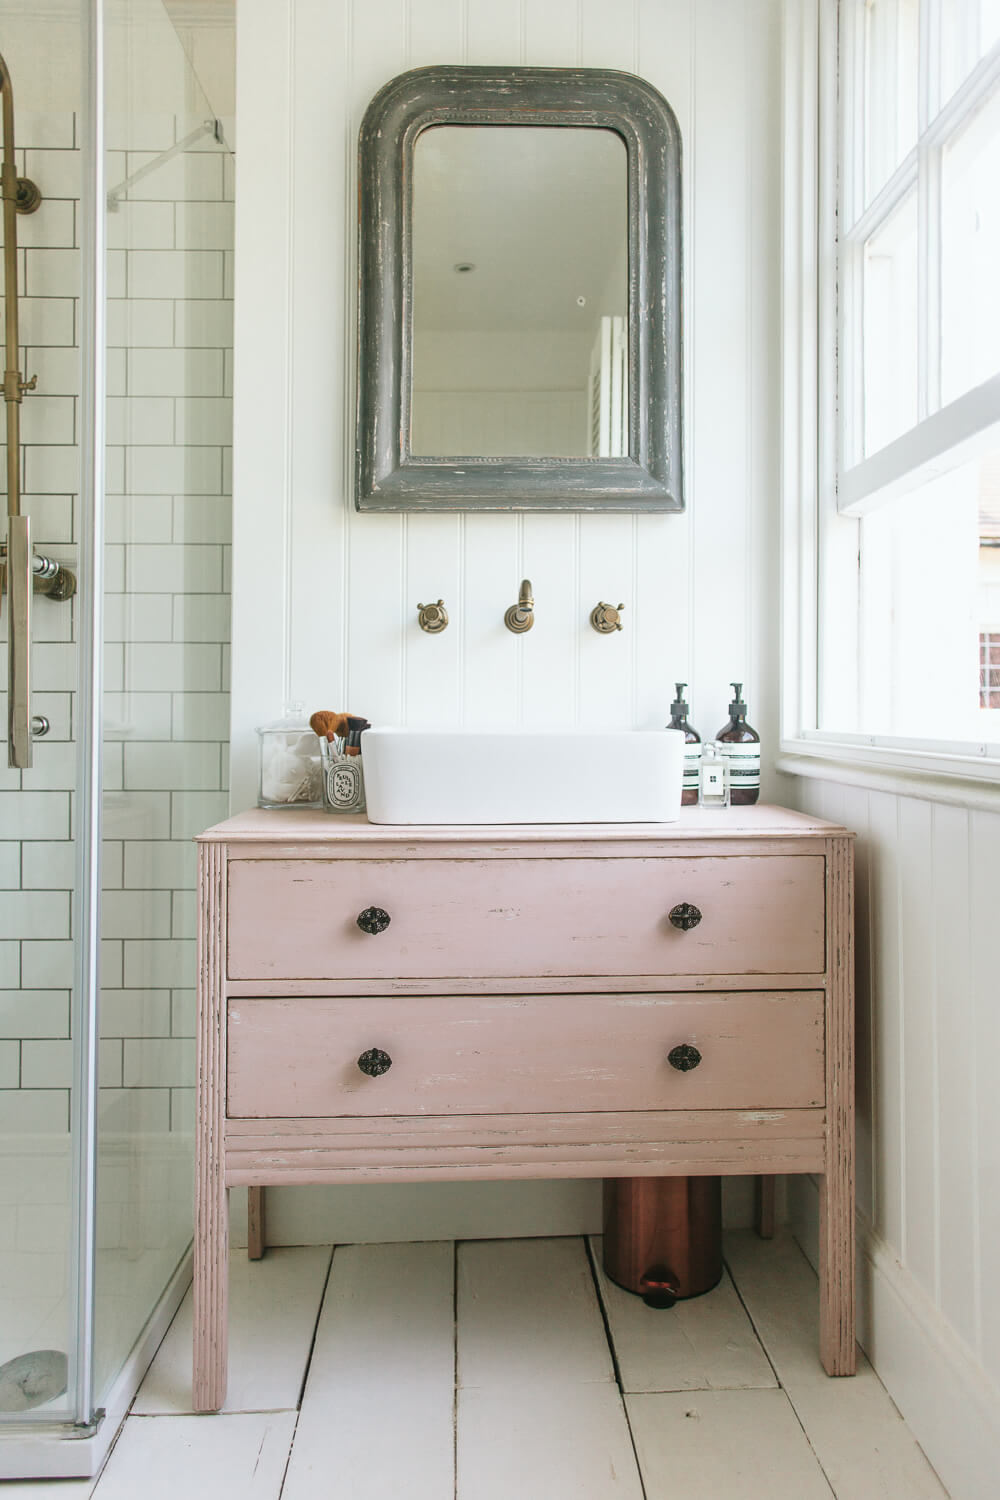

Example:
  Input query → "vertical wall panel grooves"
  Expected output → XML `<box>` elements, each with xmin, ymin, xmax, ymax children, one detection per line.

<box><xmin>233</xmin><ymin>0</ymin><xmax>779</xmax><ymax>809</ymax></box>
<box><xmin>231</xmin><ymin>0</ymin><xmax>783</xmax><ymax>1246</ymax></box>
<box><xmin>793</xmin><ymin>776</ymin><xmax>1000</xmax><ymax>1394</ymax></box>
<box><xmin>819</xmin><ymin>833</ymin><xmax>856</xmax><ymax>1372</ymax></box>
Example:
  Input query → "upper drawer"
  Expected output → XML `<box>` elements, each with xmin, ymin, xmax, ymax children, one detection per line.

<box><xmin>226</xmin><ymin>855</ymin><xmax>826</xmax><ymax>980</ymax></box>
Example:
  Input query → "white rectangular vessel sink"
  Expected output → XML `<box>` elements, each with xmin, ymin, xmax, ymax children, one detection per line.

<box><xmin>362</xmin><ymin>727</ymin><xmax>684</xmax><ymax>825</ymax></box>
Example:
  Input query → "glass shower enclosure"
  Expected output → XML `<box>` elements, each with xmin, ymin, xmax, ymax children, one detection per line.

<box><xmin>0</xmin><ymin>0</ymin><xmax>233</xmax><ymax>1477</ymax></box>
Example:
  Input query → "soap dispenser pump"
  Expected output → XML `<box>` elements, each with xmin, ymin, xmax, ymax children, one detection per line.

<box><xmin>715</xmin><ymin>682</ymin><xmax>760</xmax><ymax>805</ymax></box>
<box><xmin>668</xmin><ymin>682</ymin><xmax>701</xmax><ymax>806</ymax></box>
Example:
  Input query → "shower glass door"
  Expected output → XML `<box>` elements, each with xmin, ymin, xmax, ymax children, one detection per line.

<box><xmin>96</xmin><ymin>0</ymin><xmax>232</xmax><ymax>1403</ymax></box>
<box><xmin>1</xmin><ymin>0</ymin><xmax>232</xmax><ymax>1462</ymax></box>
<box><xmin>0</xmin><ymin>0</ymin><xmax>87</xmax><ymax>1430</ymax></box>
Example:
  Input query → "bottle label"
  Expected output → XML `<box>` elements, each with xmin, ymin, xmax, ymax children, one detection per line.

<box><xmin>682</xmin><ymin>744</ymin><xmax>701</xmax><ymax>791</ymax></box>
<box><xmin>324</xmin><ymin>760</ymin><xmax>366</xmax><ymax>812</ymax></box>
<box><xmin>719</xmin><ymin>742</ymin><xmax>760</xmax><ymax>788</ymax></box>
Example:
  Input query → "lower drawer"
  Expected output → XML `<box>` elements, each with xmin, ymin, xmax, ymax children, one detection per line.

<box><xmin>226</xmin><ymin>992</ymin><xmax>825</xmax><ymax>1118</ymax></box>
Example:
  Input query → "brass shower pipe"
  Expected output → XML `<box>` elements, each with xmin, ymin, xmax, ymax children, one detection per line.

<box><xmin>1</xmin><ymin>49</ymin><xmax>75</xmax><ymax>768</ymax></box>
<box><xmin>1</xmin><ymin>47</ymin><xmax>40</xmax><ymax>516</ymax></box>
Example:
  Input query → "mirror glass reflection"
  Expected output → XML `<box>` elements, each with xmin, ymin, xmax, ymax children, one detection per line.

<box><xmin>410</xmin><ymin>124</ymin><xmax>629</xmax><ymax>459</ymax></box>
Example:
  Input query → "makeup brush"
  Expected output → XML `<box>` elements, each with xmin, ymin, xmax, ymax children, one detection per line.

<box><xmin>309</xmin><ymin>710</ymin><xmax>351</xmax><ymax>742</ymax></box>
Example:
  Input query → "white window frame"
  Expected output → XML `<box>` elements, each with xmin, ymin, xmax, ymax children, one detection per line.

<box><xmin>778</xmin><ymin>0</ymin><xmax>1000</xmax><ymax>806</ymax></box>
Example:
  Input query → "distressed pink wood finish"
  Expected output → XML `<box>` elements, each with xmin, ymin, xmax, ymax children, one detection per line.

<box><xmin>223</xmin><ymin>1108</ymin><xmax>827</xmax><ymax>1181</ymax></box>
<box><xmin>193</xmin><ymin>806</ymin><xmax>855</xmax><ymax>1408</ymax></box>
<box><xmin>247</xmin><ymin>1185</ymin><xmax>265</xmax><ymax>1260</ymax></box>
<box><xmin>227</xmin><ymin>854</ymin><xmax>826</xmax><ymax>981</ymax></box>
<box><xmin>194</xmin><ymin>841</ymin><xmax>228</xmax><ymax>1413</ymax></box>
<box><xmin>819</xmin><ymin>836</ymin><xmax>856</xmax><ymax>1375</ymax></box>
<box><xmin>227</xmin><ymin>991</ymin><xmax>825</xmax><ymax>1119</ymax></box>
<box><xmin>208</xmin><ymin>804</ymin><xmax>835</xmax><ymax>843</ymax></box>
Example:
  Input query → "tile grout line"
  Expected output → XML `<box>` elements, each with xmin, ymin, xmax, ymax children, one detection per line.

<box><xmin>723</xmin><ymin>1238</ymin><xmax>837</xmax><ymax>1500</ymax></box>
<box><xmin>583</xmin><ymin>1233</ymin><xmax>649</xmax><ymax>1500</ymax></box>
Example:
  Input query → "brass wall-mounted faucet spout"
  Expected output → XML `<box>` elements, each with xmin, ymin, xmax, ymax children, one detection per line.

<box><xmin>504</xmin><ymin>579</ymin><xmax>534</xmax><ymax>633</ymax></box>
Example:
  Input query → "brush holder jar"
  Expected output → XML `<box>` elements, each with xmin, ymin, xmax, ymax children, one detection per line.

<box><xmin>321</xmin><ymin>739</ymin><xmax>366</xmax><ymax>814</ymax></box>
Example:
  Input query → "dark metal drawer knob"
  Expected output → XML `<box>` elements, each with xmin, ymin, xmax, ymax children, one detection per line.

<box><xmin>357</xmin><ymin>906</ymin><xmax>391</xmax><ymax>935</ymax></box>
<box><xmin>357</xmin><ymin>1047</ymin><xmax>392</xmax><ymax>1077</ymax></box>
<box><xmin>668</xmin><ymin>902</ymin><xmax>702</xmax><ymax>931</ymax></box>
<box><xmin>668</xmin><ymin>1043</ymin><xmax>702</xmax><ymax>1072</ymax></box>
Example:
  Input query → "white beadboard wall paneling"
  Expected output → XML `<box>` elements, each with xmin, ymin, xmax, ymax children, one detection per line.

<box><xmin>578</xmin><ymin>2</ymin><xmax>642</xmax><ymax>734</ymax></box>
<box><xmin>634</xmin><ymin>0</ymin><xmax>694</xmax><ymax>729</ymax></box>
<box><xmin>466</xmin><ymin>0</ymin><xmax>521</xmax><ymax>61</ymax></box>
<box><xmin>898</xmin><ymin>797</ymin><xmax>937</xmax><ymax>1298</ymax></box>
<box><xmin>230</xmin><ymin>0</ymin><xmax>782</xmax><ymax>1237</ymax></box>
<box><xmin>867</xmin><ymin>787</ymin><xmax>905</xmax><ymax>1252</ymax></box>
<box><xmin>932</xmin><ymin>802</ymin><xmax>978</xmax><ymax>1352</ymax></box>
<box><xmin>971</xmin><ymin>811</ymin><xmax>1000</xmax><ymax>1383</ymax></box>
<box><xmin>344</xmin><ymin>0</ymin><xmax>408</xmax><ymax>729</ymax></box>
<box><xmin>231</xmin><ymin>0</ymin><xmax>781</xmax><ymax>808</ymax></box>
<box><xmin>845</xmin><ymin>783</ymin><xmax>875</xmax><ymax>1225</ymax></box>
<box><xmin>230</xmin><ymin>0</ymin><xmax>295</xmax><ymax>803</ymax></box>
<box><xmin>403</xmin><ymin>0</ymin><xmax>468</xmax><ymax>723</ymax></box>
<box><xmin>518</xmin><ymin>0</ymin><xmax>581</xmax><ymax>732</ymax></box>
<box><xmin>789</xmin><ymin>770</ymin><xmax>1000</xmax><ymax>1492</ymax></box>
<box><xmin>691</xmin><ymin>0</ymin><xmax>748</xmax><ymax>743</ymax></box>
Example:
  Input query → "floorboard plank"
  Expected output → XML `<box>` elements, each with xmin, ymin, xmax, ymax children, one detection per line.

<box><xmin>459</xmin><ymin>1383</ymin><xmax>645</xmax><ymax>1500</ymax></box>
<box><xmin>2</xmin><ymin>1482</ymin><xmax>93</xmax><ymax>1497</ymax></box>
<box><xmin>91</xmin><ymin>1413</ymin><xmax>295</xmax><ymax>1499</ymax></box>
<box><xmin>280</xmin><ymin>1241</ymin><xmax>455</xmax><ymax>1500</ymax></box>
<box><xmin>133</xmin><ymin>1246</ymin><xmax>332</xmax><ymax>1415</ymax></box>
<box><xmin>725</xmin><ymin>1230</ymin><xmax>950</xmax><ymax>1499</ymax></box>
<box><xmin>589</xmin><ymin>1234</ymin><xmax>777</xmax><ymax>1393</ymax></box>
<box><xmin>457</xmin><ymin>1237</ymin><xmax>643</xmax><ymax>1498</ymax></box>
<box><xmin>458</xmin><ymin>1237</ymin><xmax>614</xmax><ymax>1389</ymax></box>
<box><xmin>627</xmin><ymin>1389</ymin><xmax>834</xmax><ymax>1499</ymax></box>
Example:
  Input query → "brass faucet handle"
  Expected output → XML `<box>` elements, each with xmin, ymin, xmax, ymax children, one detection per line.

<box><xmin>417</xmin><ymin>599</ymin><xmax>448</xmax><ymax>633</ymax></box>
<box><xmin>504</xmin><ymin>578</ymin><xmax>534</xmax><ymax>633</ymax></box>
<box><xmin>590</xmin><ymin>601</ymin><xmax>625</xmax><ymax>633</ymax></box>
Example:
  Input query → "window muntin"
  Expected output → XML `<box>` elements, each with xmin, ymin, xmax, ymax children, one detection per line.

<box><xmin>812</xmin><ymin>0</ymin><xmax>1000</xmax><ymax>760</ymax></box>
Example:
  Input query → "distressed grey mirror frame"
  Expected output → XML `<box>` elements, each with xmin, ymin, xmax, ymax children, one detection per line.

<box><xmin>355</xmin><ymin>65</ymin><xmax>683</xmax><ymax>513</ymax></box>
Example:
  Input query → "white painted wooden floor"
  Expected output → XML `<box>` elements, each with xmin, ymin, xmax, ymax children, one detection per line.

<box><xmin>8</xmin><ymin>1230</ymin><xmax>950</xmax><ymax>1499</ymax></box>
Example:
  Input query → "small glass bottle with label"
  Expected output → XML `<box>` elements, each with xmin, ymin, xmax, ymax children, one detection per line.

<box><xmin>698</xmin><ymin>740</ymin><xmax>731</xmax><ymax>808</ymax></box>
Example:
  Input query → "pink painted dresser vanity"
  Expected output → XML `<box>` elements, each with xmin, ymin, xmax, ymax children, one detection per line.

<box><xmin>193</xmin><ymin>804</ymin><xmax>855</xmax><ymax>1410</ymax></box>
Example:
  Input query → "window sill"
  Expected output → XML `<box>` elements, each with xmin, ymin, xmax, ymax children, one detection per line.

<box><xmin>776</xmin><ymin>737</ymin><xmax>1000</xmax><ymax>811</ymax></box>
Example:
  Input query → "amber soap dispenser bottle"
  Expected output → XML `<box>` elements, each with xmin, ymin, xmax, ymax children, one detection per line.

<box><xmin>716</xmin><ymin>682</ymin><xmax>760</xmax><ymax>805</ymax></box>
<box><xmin>668</xmin><ymin>682</ymin><xmax>701</xmax><ymax>806</ymax></box>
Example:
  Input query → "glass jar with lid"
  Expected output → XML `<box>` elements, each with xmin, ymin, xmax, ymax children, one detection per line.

<box><xmin>256</xmin><ymin>702</ymin><xmax>323</xmax><ymax>809</ymax></box>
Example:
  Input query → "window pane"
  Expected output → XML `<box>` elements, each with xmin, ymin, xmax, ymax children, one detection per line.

<box><xmin>941</xmin><ymin>88</ymin><xmax>1000</xmax><ymax>404</ymax></box>
<box><xmin>941</xmin><ymin>0</ymin><xmax>1000</xmax><ymax>109</ymax></box>
<box><xmin>863</xmin><ymin>194</ymin><xmax>918</xmax><ymax>454</ymax></box>
<box><xmin>864</xmin><ymin>0</ymin><xmax>919</xmax><ymax>206</ymax></box>
<box><xmin>857</xmin><ymin>449</ymin><xmax>1000</xmax><ymax>738</ymax></box>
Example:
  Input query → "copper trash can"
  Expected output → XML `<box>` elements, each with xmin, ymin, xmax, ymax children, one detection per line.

<box><xmin>603</xmin><ymin>1176</ymin><xmax>723</xmax><ymax>1308</ymax></box>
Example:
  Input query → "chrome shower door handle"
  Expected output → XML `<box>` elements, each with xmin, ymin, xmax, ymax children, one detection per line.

<box><xmin>7</xmin><ymin>513</ymin><xmax>32</xmax><ymax>768</ymax></box>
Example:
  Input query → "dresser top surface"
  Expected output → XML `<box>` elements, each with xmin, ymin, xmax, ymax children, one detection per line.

<box><xmin>197</xmin><ymin>803</ymin><xmax>851</xmax><ymax>845</ymax></box>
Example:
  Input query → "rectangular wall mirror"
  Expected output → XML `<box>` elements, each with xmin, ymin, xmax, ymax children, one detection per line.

<box><xmin>355</xmin><ymin>66</ymin><xmax>684</xmax><ymax>512</ymax></box>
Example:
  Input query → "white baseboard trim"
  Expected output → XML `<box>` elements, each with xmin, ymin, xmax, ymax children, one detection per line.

<box><xmin>789</xmin><ymin>1176</ymin><xmax>1000</xmax><ymax>1500</ymax></box>
<box><xmin>0</xmin><ymin>1246</ymin><xmax>192</xmax><ymax>1482</ymax></box>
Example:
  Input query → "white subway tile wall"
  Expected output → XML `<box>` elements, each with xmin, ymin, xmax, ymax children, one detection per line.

<box><xmin>0</xmin><ymin>116</ymin><xmax>233</xmax><ymax>1147</ymax></box>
